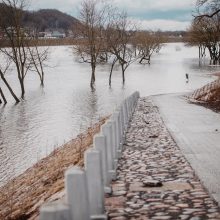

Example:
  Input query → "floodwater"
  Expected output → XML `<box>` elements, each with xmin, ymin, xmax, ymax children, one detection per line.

<box><xmin>0</xmin><ymin>42</ymin><xmax>219</xmax><ymax>186</ymax></box>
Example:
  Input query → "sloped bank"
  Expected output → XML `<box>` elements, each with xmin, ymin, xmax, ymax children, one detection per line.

<box><xmin>0</xmin><ymin>117</ymin><xmax>108</xmax><ymax>220</ymax></box>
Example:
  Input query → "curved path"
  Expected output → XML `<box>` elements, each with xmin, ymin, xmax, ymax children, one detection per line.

<box><xmin>153</xmin><ymin>93</ymin><xmax>220</xmax><ymax>205</ymax></box>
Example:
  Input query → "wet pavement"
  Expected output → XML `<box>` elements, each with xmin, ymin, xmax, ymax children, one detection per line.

<box><xmin>153</xmin><ymin>94</ymin><xmax>220</xmax><ymax>205</ymax></box>
<box><xmin>105</xmin><ymin>97</ymin><xmax>220</xmax><ymax>220</ymax></box>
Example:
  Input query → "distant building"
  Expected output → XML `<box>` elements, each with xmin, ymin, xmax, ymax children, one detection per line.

<box><xmin>38</xmin><ymin>29</ymin><xmax>66</xmax><ymax>39</ymax></box>
<box><xmin>51</xmin><ymin>30</ymin><xmax>66</xmax><ymax>38</ymax></box>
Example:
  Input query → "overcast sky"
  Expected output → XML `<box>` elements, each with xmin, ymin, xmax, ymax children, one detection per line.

<box><xmin>30</xmin><ymin>0</ymin><xmax>197</xmax><ymax>31</ymax></box>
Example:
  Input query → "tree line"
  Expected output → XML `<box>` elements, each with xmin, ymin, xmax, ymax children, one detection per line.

<box><xmin>187</xmin><ymin>0</ymin><xmax>220</xmax><ymax>65</ymax></box>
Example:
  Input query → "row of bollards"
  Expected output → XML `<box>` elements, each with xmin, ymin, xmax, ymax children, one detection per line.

<box><xmin>39</xmin><ymin>91</ymin><xmax>140</xmax><ymax>220</ymax></box>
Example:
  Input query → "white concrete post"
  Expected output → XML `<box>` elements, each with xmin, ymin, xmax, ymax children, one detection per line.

<box><xmin>108</xmin><ymin>119</ymin><xmax>118</xmax><ymax>168</ymax></box>
<box><xmin>118</xmin><ymin>108</ymin><xmax>123</xmax><ymax>143</ymax></box>
<box><xmin>127</xmin><ymin>97</ymin><xmax>131</xmax><ymax>119</ymax></box>
<box><xmin>123</xmin><ymin>101</ymin><xmax>128</xmax><ymax>129</ymax></box>
<box><xmin>117</xmin><ymin>107</ymin><xmax>123</xmax><ymax>151</ymax></box>
<box><xmin>101</xmin><ymin>123</ymin><xmax>116</xmax><ymax>180</ymax></box>
<box><xmin>132</xmin><ymin>93</ymin><xmax>135</xmax><ymax>111</ymax></box>
<box><xmin>65</xmin><ymin>166</ymin><xmax>90</xmax><ymax>220</ymax></box>
<box><xmin>39</xmin><ymin>201</ymin><xmax>71</xmax><ymax>220</ymax></box>
<box><xmin>131</xmin><ymin>95</ymin><xmax>134</xmax><ymax>111</ymax></box>
<box><xmin>120</xmin><ymin>105</ymin><xmax>126</xmax><ymax>145</ymax></box>
<box><xmin>93</xmin><ymin>134</ymin><xmax>110</xmax><ymax>191</ymax></box>
<box><xmin>112</xmin><ymin>111</ymin><xmax>120</xmax><ymax>154</ymax></box>
<box><xmin>85</xmin><ymin>149</ymin><xmax>106</xmax><ymax>219</ymax></box>
<box><xmin>120</xmin><ymin>104</ymin><xmax>125</xmax><ymax>131</ymax></box>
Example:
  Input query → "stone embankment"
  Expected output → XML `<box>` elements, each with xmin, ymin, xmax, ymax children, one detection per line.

<box><xmin>189</xmin><ymin>78</ymin><xmax>220</xmax><ymax>102</ymax></box>
<box><xmin>105</xmin><ymin>97</ymin><xmax>220</xmax><ymax>219</ymax></box>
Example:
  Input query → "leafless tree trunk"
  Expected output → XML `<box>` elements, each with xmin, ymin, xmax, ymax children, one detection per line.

<box><xmin>0</xmin><ymin>56</ymin><xmax>20</xmax><ymax>103</ymax></box>
<box><xmin>0</xmin><ymin>87</ymin><xmax>7</xmax><ymax>104</ymax></box>
<box><xmin>109</xmin><ymin>57</ymin><xmax>118</xmax><ymax>86</ymax></box>
<box><xmin>0</xmin><ymin>70</ymin><xmax>20</xmax><ymax>103</ymax></box>
<box><xmin>28</xmin><ymin>45</ymin><xmax>49</xmax><ymax>87</ymax></box>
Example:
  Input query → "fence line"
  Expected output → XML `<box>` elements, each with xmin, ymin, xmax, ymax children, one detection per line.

<box><xmin>39</xmin><ymin>91</ymin><xmax>140</xmax><ymax>220</ymax></box>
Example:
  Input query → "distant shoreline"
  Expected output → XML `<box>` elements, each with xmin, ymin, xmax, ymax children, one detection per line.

<box><xmin>0</xmin><ymin>37</ymin><xmax>186</xmax><ymax>48</ymax></box>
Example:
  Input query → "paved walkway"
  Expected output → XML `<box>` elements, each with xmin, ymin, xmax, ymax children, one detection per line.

<box><xmin>105</xmin><ymin>97</ymin><xmax>220</xmax><ymax>219</ymax></box>
<box><xmin>153</xmin><ymin>94</ymin><xmax>220</xmax><ymax>205</ymax></box>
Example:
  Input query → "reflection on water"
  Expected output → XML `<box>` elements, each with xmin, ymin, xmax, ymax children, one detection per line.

<box><xmin>0</xmin><ymin>43</ymin><xmax>220</xmax><ymax>186</ymax></box>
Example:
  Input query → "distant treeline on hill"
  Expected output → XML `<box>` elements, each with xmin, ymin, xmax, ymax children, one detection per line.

<box><xmin>0</xmin><ymin>3</ymin><xmax>79</xmax><ymax>33</ymax></box>
<box><xmin>23</xmin><ymin>9</ymin><xmax>79</xmax><ymax>32</ymax></box>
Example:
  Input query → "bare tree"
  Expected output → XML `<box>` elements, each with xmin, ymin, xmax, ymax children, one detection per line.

<box><xmin>73</xmin><ymin>0</ymin><xmax>109</xmax><ymax>89</ymax></box>
<box><xmin>0</xmin><ymin>0</ymin><xmax>32</xmax><ymax>98</ymax></box>
<box><xmin>187</xmin><ymin>21</ymin><xmax>207</xmax><ymax>59</ymax></box>
<box><xmin>188</xmin><ymin>14</ymin><xmax>220</xmax><ymax>65</ymax></box>
<box><xmin>0</xmin><ymin>0</ymin><xmax>49</xmax><ymax>100</ymax></box>
<box><xmin>135</xmin><ymin>31</ymin><xmax>163</xmax><ymax>64</ymax></box>
<box><xmin>28</xmin><ymin>42</ymin><xmax>49</xmax><ymax>87</ymax></box>
<box><xmin>105</xmin><ymin>11</ymin><xmax>138</xmax><ymax>85</ymax></box>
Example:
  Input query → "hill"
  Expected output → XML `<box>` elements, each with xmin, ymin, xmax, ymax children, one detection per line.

<box><xmin>23</xmin><ymin>9</ymin><xmax>79</xmax><ymax>32</ymax></box>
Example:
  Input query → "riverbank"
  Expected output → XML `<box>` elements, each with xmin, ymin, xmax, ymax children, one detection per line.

<box><xmin>0</xmin><ymin>116</ymin><xmax>108</xmax><ymax>220</ymax></box>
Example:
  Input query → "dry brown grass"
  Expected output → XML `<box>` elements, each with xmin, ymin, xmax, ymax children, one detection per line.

<box><xmin>0</xmin><ymin>116</ymin><xmax>108</xmax><ymax>220</ymax></box>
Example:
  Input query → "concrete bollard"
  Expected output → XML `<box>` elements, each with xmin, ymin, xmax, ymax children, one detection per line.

<box><xmin>117</xmin><ymin>107</ymin><xmax>123</xmax><ymax>151</ymax></box>
<box><xmin>112</xmin><ymin>111</ymin><xmax>121</xmax><ymax>157</ymax></box>
<box><xmin>108</xmin><ymin>119</ymin><xmax>118</xmax><ymax>168</ymax></box>
<box><xmin>131</xmin><ymin>94</ymin><xmax>135</xmax><ymax>111</ymax></box>
<box><xmin>85</xmin><ymin>148</ymin><xmax>106</xmax><ymax>219</ymax></box>
<box><xmin>120</xmin><ymin>105</ymin><xmax>125</xmax><ymax>132</ymax></box>
<box><xmin>39</xmin><ymin>201</ymin><xmax>71</xmax><ymax>220</ymax></box>
<box><xmin>127</xmin><ymin>98</ymin><xmax>131</xmax><ymax>119</ymax></box>
<box><xmin>65</xmin><ymin>166</ymin><xmax>90</xmax><ymax>220</ymax></box>
<box><xmin>101</xmin><ymin>123</ymin><xmax>116</xmax><ymax>180</ymax></box>
<box><xmin>119</xmin><ymin>106</ymin><xmax>126</xmax><ymax>146</ymax></box>
<box><xmin>93</xmin><ymin>134</ymin><xmax>111</xmax><ymax>192</ymax></box>
<box><xmin>118</xmin><ymin>107</ymin><xmax>123</xmax><ymax>143</ymax></box>
<box><xmin>122</xmin><ymin>101</ymin><xmax>128</xmax><ymax>129</ymax></box>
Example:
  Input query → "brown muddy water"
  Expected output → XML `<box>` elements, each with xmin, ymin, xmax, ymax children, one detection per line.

<box><xmin>0</xmin><ymin>42</ymin><xmax>219</xmax><ymax>186</ymax></box>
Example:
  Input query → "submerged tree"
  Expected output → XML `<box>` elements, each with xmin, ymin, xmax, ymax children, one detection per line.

<box><xmin>0</xmin><ymin>0</ymin><xmax>31</xmax><ymax>98</ymax></box>
<box><xmin>105</xmin><ymin>11</ymin><xmax>138</xmax><ymax>85</ymax></box>
<box><xmin>73</xmin><ymin>0</ymin><xmax>109</xmax><ymax>89</ymax></box>
<box><xmin>188</xmin><ymin>14</ymin><xmax>220</xmax><ymax>64</ymax></box>
<box><xmin>135</xmin><ymin>31</ymin><xmax>163</xmax><ymax>64</ymax></box>
<box><xmin>28</xmin><ymin>43</ymin><xmax>49</xmax><ymax>87</ymax></box>
<box><xmin>0</xmin><ymin>0</ymin><xmax>49</xmax><ymax>101</ymax></box>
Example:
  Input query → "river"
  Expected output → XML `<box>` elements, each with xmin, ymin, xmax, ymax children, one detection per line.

<box><xmin>0</xmin><ymin>42</ymin><xmax>219</xmax><ymax>186</ymax></box>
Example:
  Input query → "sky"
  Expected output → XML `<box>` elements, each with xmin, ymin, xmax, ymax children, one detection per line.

<box><xmin>30</xmin><ymin>0</ymin><xmax>197</xmax><ymax>31</ymax></box>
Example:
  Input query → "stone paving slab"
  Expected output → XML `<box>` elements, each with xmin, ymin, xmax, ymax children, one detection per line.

<box><xmin>105</xmin><ymin>97</ymin><xmax>220</xmax><ymax>220</ymax></box>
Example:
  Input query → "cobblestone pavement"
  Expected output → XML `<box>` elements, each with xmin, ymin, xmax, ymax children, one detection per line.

<box><xmin>105</xmin><ymin>97</ymin><xmax>220</xmax><ymax>220</ymax></box>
